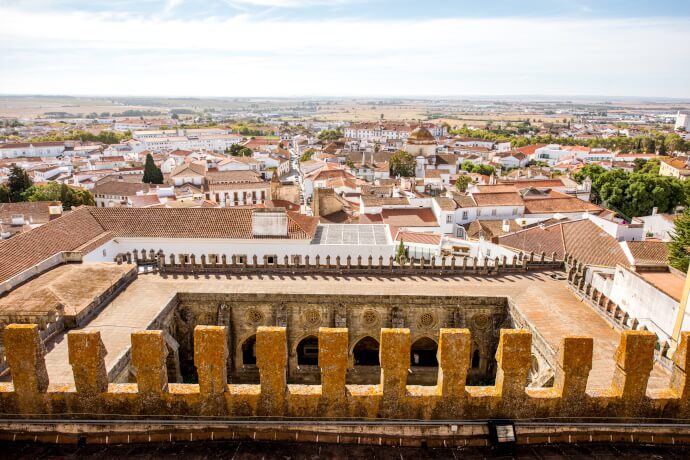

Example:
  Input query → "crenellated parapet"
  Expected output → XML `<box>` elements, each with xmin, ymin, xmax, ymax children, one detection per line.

<box><xmin>1</xmin><ymin>324</ymin><xmax>689</xmax><ymax>421</ymax></box>
<box><xmin>114</xmin><ymin>250</ymin><xmax>564</xmax><ymax>277</ymax></box>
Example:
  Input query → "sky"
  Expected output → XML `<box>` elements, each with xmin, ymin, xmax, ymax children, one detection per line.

<box><xmin>0</xmin><ymin>0</ymin><xmax>689</xmax><ymax>98</ymax></box>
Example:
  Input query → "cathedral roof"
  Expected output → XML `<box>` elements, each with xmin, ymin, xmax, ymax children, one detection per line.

<box><xmin>407</xmin><ymin>125</ymin><xmax>436</xmax><ymax>143</ymax></box>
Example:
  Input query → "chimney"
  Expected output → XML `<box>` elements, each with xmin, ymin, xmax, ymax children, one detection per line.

<box><xmin>502</xmin><ymin>219</ymin><xmax>510</xmax><ymax>233</ymax></box>
<box><xmin>252</xmin><ymin>208</ymin><xmax>288</xmax><ymax>237</ymax></box>
<box><xmin>10</xmin><ymin>214</ymin><xmax>25</xmax><ymax>226</ymax></box>
<box><xmin>49</xmin><ymin>205</ymin><xmax>63</xmax><ymax>220</ymax></box>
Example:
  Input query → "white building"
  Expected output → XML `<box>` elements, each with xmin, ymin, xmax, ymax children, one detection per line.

<box><xmin>676</xmin><ymin>112</ymin><xmax>690</xmax><ymax>132</ymax></box>
<box><xmin>0</xmin><ymin>142</ymin><xmax>65</xmax><ymax>159</ymax></box>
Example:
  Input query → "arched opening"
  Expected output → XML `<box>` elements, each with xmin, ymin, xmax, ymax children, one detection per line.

<box><xmin>410</xmin><ymin>337</ymin><xmax>438</xmax><ymax>367</ymax></box>
<box><xmin>241</xmin><ymin>335</ymin><xmax>257</xmax><ymax>365</ymax></box>
<box><xmin>353</xmin><ymin>336</ymin><xmax>380</xmax><ymax>366</ymax></box>
<box><xmin>472</xmin><ymin>349</ymin><xmax>481</xmax><ymax>369</ymax></box>
<box><xmin>297</xmin><ymin>336</ymin><xmax>319</xmax><ymax>366</ymax></box>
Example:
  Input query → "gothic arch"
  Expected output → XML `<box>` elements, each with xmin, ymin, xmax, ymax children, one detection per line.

<box><xmin>410</xmin><ymin>336</ymin><xmax>439</xmax><ymax>367</ymax></box>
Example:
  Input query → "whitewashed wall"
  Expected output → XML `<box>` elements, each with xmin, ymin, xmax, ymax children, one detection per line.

<box><xmin>83</xmin><ymin>237</ymin><xmax>395</xmax><ymax>263</ymax></box>
<box><xmin>608</xmin><ymin>266</ymin><xmax>682</xmax><ymax>342</ymax></box>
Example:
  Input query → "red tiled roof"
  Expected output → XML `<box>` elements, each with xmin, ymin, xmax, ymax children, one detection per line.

<box><xmin>0</xmin><ymin>208</ymin><xmax>109</xmax><ymax>284</ymax></box>
<box><xmin>498</xmin><ymin>219</ymin><xmax>628</xmax><ymax>267</ymax></box>
<box><xmin>395</xmin><ymin>231</ymin><xmax>442</xmax><ymax>245</ymax></box>
<box><xmin>626</xmin><ymin>240</ymin><xmax>669</xmax><ymax>266</ymax></box>
<box><xmin>0</xmin><ymin>207</ymin><xmax>319</xmax><ymax>284</ymax></box>
<box><xmin>472</xmin><ymin>192</ymin><xmax>524</xmax><ymax>207</ymax></box>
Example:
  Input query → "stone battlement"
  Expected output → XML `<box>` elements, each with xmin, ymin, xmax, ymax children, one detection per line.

<box><xmin>0</xmin><ymin>324</ymin><xmax>688</xmax><ymax>422</ymax></box>
<box><xmin>116</xmin><ymin>250</ymin><xmax>564</xmax><ymax>276</ymax></box>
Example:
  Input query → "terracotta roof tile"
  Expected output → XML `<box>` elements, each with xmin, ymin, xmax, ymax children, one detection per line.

<box><xmin>626</xmin><ymin>240</ymin><xmax>669</xmax><ymax>266</ymax></box>
<box><xmin>472</xmin><ymin>192</ymin><xmax>524</xmax><ymax>207</ymax></box>
<box><xmin>499</xmin><ymin>219</ymin><xmax>628</xmax><ymax>267</ymax></box>
<box><xmin>0</xmin><ymin>208</ymin><xmax>108</xmax><ymax>284</ymax></box>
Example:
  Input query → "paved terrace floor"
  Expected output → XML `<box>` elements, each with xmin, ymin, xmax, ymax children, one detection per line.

<box><xmin>40</xmin><ymin>269</ymin><xmax>670</xmax><ymax>391</ymax></box>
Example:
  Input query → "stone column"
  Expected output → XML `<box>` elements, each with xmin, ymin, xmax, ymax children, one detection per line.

<box><xmin>437</xmin><ymin>328</ymin><xmax>470</xmax><ymax>399</ymax></box>
<box><xmin>256</xmin><ymin>326</ymin><xmax>287</xmax><ymax>416</ymax></box>
<box><xmin>610</xmin><ymin>330</ymin><xmax>656</xmax><ymax>401</ymax></box>
<box><xmin>670</xmin><ymin>332</ymin><xmax>690</xmax><ymax>408</ymax></box>
<box><xmin>194</xmin><ymin>326</ymin><xmax>228</xmax><ymax>415</ymax></box>
<box><xmin>68</xmin><ymin>330</ymin><xmax>108</xmax><ymax>396</ymax></box>
<box><xmin>131</xmin><ymin>331</ymin><xmax>168</xmax><ymax>408</ymax></box>
<box><xmin>4</xmin><ymin>324</ymin><xmax>49</xmax><ymax>413</ymax></box>
<box><xmin>379</xmin><ymin>328</ymin><xmax>410</xmax><ymax>417</ymax></box>
<box><xmin>553</xmin><ymin>336</ymin><xmax>592</xmax><ymax>401</ymax></box>
<box><xmin>494</xmin><ymin>329</ymin><xmax>531</xmax><ymax>400</ymax></box>
<box><xmin>319</xmin><ymin>327</ymin><xmax>348</xmax><ymax>416</ymax></box>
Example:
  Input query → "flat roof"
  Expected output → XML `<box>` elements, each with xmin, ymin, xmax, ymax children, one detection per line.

<box><xmin>311</xmin><ymin>224</ymin><xmax>391</xmax><ymax>245</ymax></box>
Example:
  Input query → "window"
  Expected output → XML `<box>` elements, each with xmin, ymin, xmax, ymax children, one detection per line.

<box><xmin>477</xmin><ymin>209</ymin><xmax>482</xmax><ymax>217</ymax></box>
<box><xmin>512</xmin><ymin>207</ymin><xmax>518</xmax><ymax>215</ymax></box>
<box><xmin>410</xmin><ymin>337</ymin><xmax>438</xmax><ymax>367</ymax></box>
<box><xmin>265</xmin><ymin>255</ymin><xmax>277</xmax><ymax>265</ymax></box>
<box><xmin>235</xmin><ymin>255</ymin><xmax>247</xmax><ymax>264</ymax></box>
<box><xmin>241</xmin><ymin>335</ymin><xmax>257</xmax><ymax>365</ymax></box>
<box><xmin>181</xmin><ymin>254</ymin><xmax>191</xmax><ymax>264</ymax></box>
<box><xmin>491</xmin><ymin>209</ymin><xmax>497</xmax><ymax>216</ymax></box>
<box><xmin>353</xmin><ymin>337</ymin><xmax>380</xmax><ymax>366</ymax></box>
<box><xmin>208</xmin><ymin>254</ymin><xmax>219</xmax><ymax>264</ymax></box>
<box><xmin>297</xmin><ymin>336</ymin><xmax>319</xmax><ymax>366</ymax></box>
<box><xmin>472</xmin><ymin>349</ymin><xmax>481</xmax><ymax>368</ymax></box>
<box><xmin>291</xmin><ymin>255</ymin><xmax>302</xmax><ymax>265</ymax></box>
<box><xmin>446</xmin><ymin>214</ymin><xmax>453</xmax><ymax>223</ymax></box>
<box><xmin>462</xmin><ymin>211</ymin><xmax>468</xmax><ymax>220</ymax></box>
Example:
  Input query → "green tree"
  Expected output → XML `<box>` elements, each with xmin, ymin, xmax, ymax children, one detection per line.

<box><xmin>7</xmin><ymin>165</ymin><xmax>33</xmax><ymax>202</ymax></box>
<box><xmin>22</xmin><ymin>182</ymin><xmax>95</xmax><ymax>209</ymax></box>
<box><xmin>142</xmin><ymin>154</ymin><xmax>164</xmax><ymax>184</ymax></box>
<box><xmin>460</xmin><ymin>160</ymin><xmax>475</xmax><ymax>172</ymax></box>
<box><xmin>669</xmin><ymin>209</ymin><xmax>690</xmax><ymax>272</ymax></box>
<box><xmin>474</xmin><ymin>164</ymin><xmax>496</xmax><ymax>176</ymax></box>
<box><xmin>395</xmin><ymin>239</ymin><xmax>407</xmax><ymax>264</ymax></box>
<box><xmin>389</xmin><ymin>150</ymin><xmax>415</xmax><ymax>177</ymax></box>
<box><xmin>455</xmin><ymin>175</ymin><xmax>472</xmax><ymax>192</ymax></box>
<box><xmin>633</xmin><ymin>158</ymin><xmax>648</xmax><ymax>172</ymax></box>
<box><xmin>226</xmin><ymin>144</ymin><xmax>252</xmax><ymax>157</ymax></box>
<box><xmin>317</xmin><ymin>128</ymin><xmax>342</xmax><ymax>141</ymax></box>
<box><xmin>0</xmin><ymin>185</ymin><xmax>9</xmax><ymax>203</ymax></box>
<box><xmin>300</xmin><ymin>149</ymin><xmax>316</xmax><ymax>162</ymax></box>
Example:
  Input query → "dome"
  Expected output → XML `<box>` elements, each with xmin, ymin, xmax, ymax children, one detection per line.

<box><xmin>407</xmin><ymin>125</ymin><xmax>436</xmax><ymax>143</ymax></box>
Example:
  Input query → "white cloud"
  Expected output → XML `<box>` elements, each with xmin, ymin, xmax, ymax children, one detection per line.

<box><xmin>223</xmin><ymin>0</ymin><xmax>354</xmax><ymax>6</ymax></box>
<box><xmin>0</xmin><ymin>6</ymin><xmax>688</xmax><ymax>97</ymax></box>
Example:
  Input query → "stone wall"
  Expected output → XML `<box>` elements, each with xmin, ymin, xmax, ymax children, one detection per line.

<box><xmin>171</xmin><ymin>293</ymin><xmax>510</xmax><ymax>385</ymax></box>
<box><xmin>116</xmin><ymin>249</ymin><xmax>564</xmax><ymax>276</ymax></box>
<box><xmin>1</xmin><ymin>324</ymin><xmax>690</xmax><ymax>423</ymax></box>
<box><xmin>312</xmin><ymin>188</ymin><xmax>344</xmax><ymax>217</ymax></box>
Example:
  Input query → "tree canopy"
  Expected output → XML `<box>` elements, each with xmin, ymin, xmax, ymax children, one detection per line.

<box><xmin>448</xmin><ymin>126</ymin><xmax>690</xmax><ymax>154</ymax></box>
<box><xmin>142</xmin><ymin>154</ymin><xmax>164</xmax><ymax>184</ymax></box>
<box><xmin>300</xmin><ymin>149</ymin><xmax>316</xmax><ymax>162</ymax></box>
<box><xmin>455</xmin><ymin>175</ymin><xmax>472</xmax><ymax>192</ymax></box>
<box><xmin>389</xmin><ymin>151</ymin><xmax>416</xmax><ymax>177</ymax></box>
<box><xmin>225</xmin><ymin>144</ymin><xmax>253</xmax><ymax>157</ymax></box>
<box><xmin>460</xmin><ymin>160</ymin><xmax>495</xmax><ymax>176</ymax></box>
<box><xmin>317</xmin><ymin>128</ymin><xmax>342</xmax><ymax>141</ymax></box>
<box><xmin>16</xmin><ymin>130</ymin><xmax>130</xmax><ymax>145</ymax></box>
<box><xmin>573</xmin><ymin>163</ymin><xmax>685</xmax><ymax>218</ymax></box>
<box><xmin>668</xmin><ymin>209</ymin><xmax>690</xmax><ymax>272</ymax></box>
<box><xmin>3</xmin><ymin>165</ymin><xmax>33</xmax><ymax>202</ymax></box>
<box><xmin>21</xmin><ymin>182</ymin><xmax>95</xmax><ymax>209</ymax></box>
